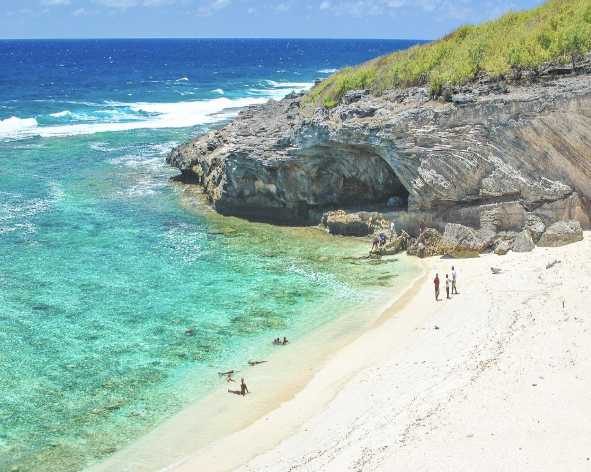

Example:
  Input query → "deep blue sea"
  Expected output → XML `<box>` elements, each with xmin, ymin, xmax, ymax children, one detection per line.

<box><xmin>0</xmin><ymin>39</ymin><xmax>423</xmax><ymax>472</ymax></box>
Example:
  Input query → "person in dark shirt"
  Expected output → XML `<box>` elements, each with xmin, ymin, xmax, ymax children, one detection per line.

<box><xmin>434</xmin><ymin>273</ymin><xmax>440</xmax><ymax>301</ymax></box>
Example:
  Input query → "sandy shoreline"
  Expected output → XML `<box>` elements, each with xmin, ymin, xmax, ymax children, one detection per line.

<box><xmin>169</xmin><ymin>233</ymin><xmax>591</xmax><ymax>472</ymax></box>
<box><xmin>84</xmin><ymin>253</ymin><xmax>423</xmax><ymax>472</ymax></box>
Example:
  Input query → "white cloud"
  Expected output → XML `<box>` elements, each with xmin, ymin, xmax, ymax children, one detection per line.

<box><xmin>198</xmin><ymin>0</ymin><xmax>231</xmax><ymax>16</ymax></box>
<box><xmin>41</xmin><ymin>0</ymin><xmax>71</xmax><ymax>5</ymax></box>
<box><xmin>274</xmin><ymin>3</ymin><xmax>291</xmax><ymax>12</ymax></box>
<box><xmin>143</xmin><ymin>0</ymin><xmax>176</xmax><ymax>5</ymax></box>
<box><xmin>247</xmin><ymin>6</ymin><xmax>256</xmax><ymax>13</ymax></box>
<box><xmin>92</xmin><ymin>0</ymin><xmax>139</xmax><ymax>8</ymax></box>
<box><xmin>319</xmin><ymin>0</ymin><xmax>331</xmax><ymax>9</ymax></box>
<box><xmin>333</xmin><ymin>0</ymin><xmax>382</xmax><ymax>17</ymax></box>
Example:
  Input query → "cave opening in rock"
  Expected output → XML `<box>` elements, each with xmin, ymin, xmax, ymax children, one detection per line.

<box><xmin>301</xmin><ymin>145</ymin><xmax>410</xmax><ymax>211</ymax></box>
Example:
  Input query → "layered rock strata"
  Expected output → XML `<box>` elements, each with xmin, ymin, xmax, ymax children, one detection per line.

<box><xmin>167</xmin><ymin>72</ymin><xmax>591</xmax><ymax>232</ymax></box>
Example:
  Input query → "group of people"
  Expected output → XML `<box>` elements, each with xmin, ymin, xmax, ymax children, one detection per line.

<box><xmin>371</xmin><ymin>218</ymin><xmax>428</xmax><ymax>255</ymax></box>
<box><xmin>433</xmin><ymin>266</ymin><xmax>458</xmax><ymax>301</ymax></box>
<box><xmin>221</xmin><ymin>336</ymin><xmax>290</xmax><ymax>397</ymax></box>
<box><xmin>372</xmin><ymin>220</ymin><xmax>398</xmax><ymax>251</ymax></box>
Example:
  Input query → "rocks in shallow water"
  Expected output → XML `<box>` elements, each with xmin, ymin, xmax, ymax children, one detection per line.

<box><xmin>442</xmin><ymin>223</ymin><xmax>495</xmax><ymax>257</ymax></box>
<box><xmin>494</xmin><ymin>239</ymin><xmax>511</xmax><ymax>255</ymax></box>
<box><xmin>538</xmin><ymin>220</ymin><xmax>583</xmax><ymax>247</ymax></box>
<box><xmin>370</xmin><ymin>236</ymin><xmax>403</xmax><ymax>256</ymax></box>
<box><xmin>511</xmin><ymin>230</ymin><xmax>535</xmax><ymax>252</ymax></box>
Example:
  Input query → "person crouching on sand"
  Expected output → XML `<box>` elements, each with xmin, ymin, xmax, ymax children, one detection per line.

<box><xmin>228</xmin><ymin>378</ymin><xmax>248</xmax><ymax>396</ymax></box>
<box><xmin>434</xmin><ymin>273</ymin><xmax>440</xmax><ymax>301</ymax></box>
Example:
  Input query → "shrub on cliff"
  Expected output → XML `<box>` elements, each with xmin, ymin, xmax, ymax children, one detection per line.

<box><xmin>304</xmin><ymin>0</ymin><xmax>591</xmax><ymax>107</ymax></box>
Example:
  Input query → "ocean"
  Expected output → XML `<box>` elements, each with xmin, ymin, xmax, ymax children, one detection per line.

<box><xmin>0</xmin><ymin>38</ymin><xmax>424</xmax><ymax>472</ymax></box>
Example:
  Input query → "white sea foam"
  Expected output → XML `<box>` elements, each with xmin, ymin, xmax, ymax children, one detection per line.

<box><xmin>176</xmin><ymin>77</ymin><xmax>189</xmax><ymax>81</ymax></box>
<box><xmin>211</xmin><ymin>88</ymin><xmax>224</xmax><ymax>94</ymax></box>
<box><xmin>0</xmin><ymin>116</ymin><xmax>38</xmax><ymax>134</ymax></box>
<box><xmin>318</xmin><ymin>68</ymin><xmax>338</xmax><ymax>74</ymax></box>
<box><xmin>49</xmin><ymin>110</ymin><xmax>72</xmax><ymax>118</ymax></box>
<box><xmin>266</xmin><ymin>80</ymin><xmax>314</xmax><ymax>89</ymax></box>
<box><xmin>0</xmin><ymin>97</ymin><xmax>268</xmax><ymax>141</ymax></box>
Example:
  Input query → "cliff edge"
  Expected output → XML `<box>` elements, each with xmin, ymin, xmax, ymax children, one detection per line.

<box><xmin>167</xmin><ymin>69</ymin><xmax>591</xmax><ymax>235</ymax></box>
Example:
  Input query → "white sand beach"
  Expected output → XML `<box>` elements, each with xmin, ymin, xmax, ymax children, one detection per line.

<box><xmin>170</xmin><ymin>233</ymin><xmax>591</xmax><ymax>472</ymax></box>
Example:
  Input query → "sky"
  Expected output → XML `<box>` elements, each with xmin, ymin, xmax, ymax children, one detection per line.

<box><xmin>0</xmin><ymin>0</ymin><xmax>546</xmax><ymax>40</ymax></box>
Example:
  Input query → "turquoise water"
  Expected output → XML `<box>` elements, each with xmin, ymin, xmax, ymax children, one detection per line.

<box><xmin>0</xmin><ymin>39</ymin><xmax>423</xmax><ymax>472</ymax></box>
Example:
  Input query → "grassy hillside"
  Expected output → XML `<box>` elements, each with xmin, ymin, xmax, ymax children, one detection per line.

<box><xmin>305</xmin><ymin>0</ymin><xmax>591</xmax><ymax>108</ymax></box>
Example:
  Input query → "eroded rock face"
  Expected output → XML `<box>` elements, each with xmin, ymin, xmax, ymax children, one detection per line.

<box><xmin>407</xmin><ymin>228</ymin><xmax>444</xmax><ymax>257</ymax></box>
<box><xmin>524</xmin><ymin>214</ymin><xmax>546</xmax><ymax>244</ymax></box>
<box><xmin>370</xmin><ymin>237</ymin><xmax>403</xmax><ymax>256</ymax></box>
<box><xmin>322</xmin><ymin>210</ymin><xmax>386</xmax><ymax>237</ymax></box>
<box><xmin>494</xmin><ymin>240</ymin><xmax>511</xmax><ymax>255</ymax></box>
<box><xmin>167</xmin><ymin>73</ymin><xmax>591</xmax><ymax>226</ymax></box>
<box><xmin>511</xmin><ymin>230</ymin><xmax>535</xmax><ymax>253</ymax></box>
<box><xmin>538</xmin><ymin>220</ymin><xmax>584</xmax><ymax>247</ymax></box>
<box><xmin>442</xmin><ymin>223</ymin><xmax>495</xmax><ymax>257</ymax></box>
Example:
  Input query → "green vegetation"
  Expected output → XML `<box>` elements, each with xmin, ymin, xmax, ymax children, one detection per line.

<box><xmin>304</xmin><ymin>0</ymin><xmax>591</xmax><ymax>107</ymax></box>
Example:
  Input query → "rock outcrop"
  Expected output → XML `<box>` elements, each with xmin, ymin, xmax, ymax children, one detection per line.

<box><xmin>442</xmin><ymin>224</ymin><xmax>495</xmax><ymax>258</ymax></box>
<box><xmin>494</xmin><ymin>240</ymin><xmax>510</xmax><ymax>255</ymax></box>
<box><xmin>511</xmin><ymin>230</ymin><xmax>536</xmax><ymax>253</ymax></box>
<box><xmin>167</xmin><ymin>72</ymin><xmax>591</xmax><ymax>231</ymax></box>
<box><xmin>407</xmin><ymin>228</ymin><xmax>444</xmax><ymax>257</ymax></box>
<box><xmin>538</xmin><ymin>220</ymin><xmax>584</xmax><ymax>247</ymax></box>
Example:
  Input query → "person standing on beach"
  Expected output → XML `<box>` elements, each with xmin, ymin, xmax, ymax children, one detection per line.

<box><xmin>445</xmin><ymin>274</ymin><xmax>451</xmax><ymax>299</ymax></box>
<box><xmin>451</xmin><ymin>266</ymin><xmax>458</xmax><ymax>294</ymax></box>
<box><xmin>390</xmin><ymin>220</ymin><xmax>396</xmax><ymax>241</ymax></box>
<box><xmin>434</xmin><ymin>273</ymin><xmax>440</xmax><ymax>301</ymax></box>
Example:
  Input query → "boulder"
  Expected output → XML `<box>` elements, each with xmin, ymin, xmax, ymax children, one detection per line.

<box><xmin>399</xmin><ymin>230</ymin><xmax>416</xmax><ymax>251</ymax></box>
<box><xmin>524</xmin><ymin>213</ymin><xmax>546</xmax><ymax>244</ymax></box>
<box><xmin>313</xmin><ymin>107</ymin><xmax>329</xmax><ymax>121</ymax></box>
<box><xmin>343</xmin><ymin>89</ymin><xmax>368</xmax><ymax>105</ymax></box>
<box><xmin>538</xmin><ymin>220</ymin><xmax>583</xmax><ymax>247</ymax></box>
<box><xmin>322</xmin><ymin>210</ymin><xmax>370</xmax><ymax>236</ymax></box>
<box><xmin>371</xmin><ymin>236</ymin><xmax>403</xmax><ymax>256</ymax></box>
<box><xmin>335</xmin><ymin>105</ymin><xmax>377</xmax><ymax>122</ymax></box>
<box><xmin>442</xmin><ymin>223</ymin><xmax>495</xmax><ymax>257</ymax></box>
<box><xmin>494</xmin><ymin>239</ymin><xmax>511</xmax><ymax>255</ymax></box>
<box><xmin>407</xmin><ymin>228</ymin><xmax>444</xmax><ymax>257</ymax></box>
<box><xmin>511</xmin><ymin>230</ymin><xmax>535</xmax><ymax>252</ymax></box>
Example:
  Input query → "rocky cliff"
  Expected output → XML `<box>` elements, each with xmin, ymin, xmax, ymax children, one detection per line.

<box><xmin>167</xmin><ymin>71</ymin><xmax>591</xmax><ymax>235</ymax></box>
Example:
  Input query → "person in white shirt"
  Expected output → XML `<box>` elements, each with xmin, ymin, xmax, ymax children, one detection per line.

<box><xmin>445</xmin><ymin>274</ymin><xmax>451</xmax><ymax>299</ymax></box>
<box><xmin>390</xmin><ymin>220</ymin><xmax>396</xmax><ymax>240</ymax></box>
<box><xmin>451</xmin><ymin>266</ymin><xmax>458</xmax><ymax>294</ymax></box>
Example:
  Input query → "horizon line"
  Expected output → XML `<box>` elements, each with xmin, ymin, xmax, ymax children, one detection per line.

<box><xmin>0</xmin><ymin>36</ymin><xmax>430</xmax><ymax>42</ymax></box>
